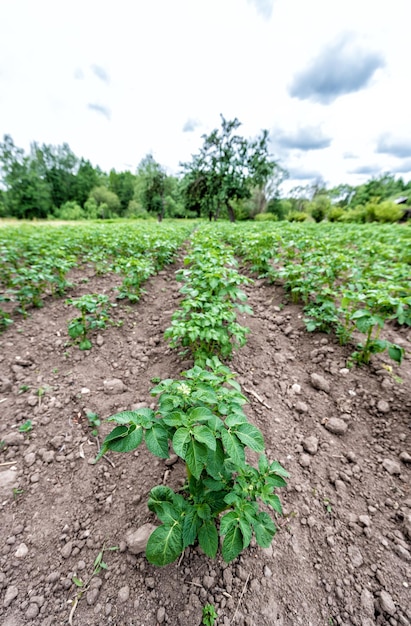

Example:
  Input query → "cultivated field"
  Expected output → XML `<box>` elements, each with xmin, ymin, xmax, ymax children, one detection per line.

<box><xmin>0</xmin><ymin>220</ymin><xmax>410</xmax><ymax>626</ymax></box>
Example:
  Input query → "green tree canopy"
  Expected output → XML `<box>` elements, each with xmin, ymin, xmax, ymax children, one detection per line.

<box><xmin>181</xmin><ymin>116</ymin><xmax>279</xmax><ymax>221</ymax></box>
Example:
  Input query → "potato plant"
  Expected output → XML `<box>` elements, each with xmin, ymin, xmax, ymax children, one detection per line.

<box><xmin>97</xmin><ymin>358</ymin><xmax>288</xmax><ymax>566</ymax></box>
<box><xmin>67</xmin><ymin>294</ymin><xmax>116</xmax><ymax>350</ymax></box>
<box><xmin>165</xmin><ymin>234</ymin><xmax>252</xmax><ymax>365</ymax></box>
<box><xmin>222</xmin><ymin>222</ymin><xmax>409</xmax><ymax>367</ymax></box>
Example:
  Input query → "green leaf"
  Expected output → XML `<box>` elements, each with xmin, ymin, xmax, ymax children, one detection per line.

<box><xmin>107</xmin><ymin>409</ymin><xmax>152</xmax><ymax>425</ymax></box>
<box><xmin>265</xmin><ymin>493</ymin><xmax>283</xmax><ymax>514</ymax></box>
<box><xmin>196</xmin><ymin>503</ymin><xmax>211</xmax><ymax>521</ymax></box>
<box><xmin>185</xmin><ymin>440</ymin><xmax>208</xmax><ymax>479</ymax></box>
<box><xmin>107</xmin><ymin>425</ymin><xmax>143</xmax><ymax>453</ymax></box>
<box><xmin>258</xmin><ymin>454</ymin><xmax>269</xmax><ymax>473</ymax></box>
<box><xmin>198</xmin><ymin>520</ymin><xmax>218</xmax><ymax>558</ymax></box>
<box><xmin>187</xmin><ymin>406</ymin><xmax>215</xmax><ymax>423</ymax></box>
<box><xmin>79</xmin><ymin>339</ymin><xmax>92</xmax><ymax>350</ymax></box>
<box><xmin>148</xmin><ymin>485</ymin><xmax>176</xmax><ymax>514</ymax></box>
<box><xmin>182</xmin><ymin>509</ymin><xmax>201</xmax><ymax>548</ymax></box>
<box><xmin>235</xmin><ymin>423</ymin><xmax>264</xmax><ymax>452</ymax></box>
<box><xmin>224</xmin><ymin>492</ymin><xmax>242</xmax><ymax>507</ymax></box>
<box><xmin>162</xmin><ymin>410</ymin><xmax>186</xmax><ymax>427</ymax></box>
<box><xmin>239</xmin><ymin>517</ymin><xmax>252</xmax><ymax>549</ymax></box>
<box><xmin>172</xmin><ymin>427</ymin><xmax>191</xmax><ymax>458</ymax></box>
<box><xmin>154</xmin><ymin>501</ymin><xmax>182</xmax><ymax>525</ymax></box>
<box><xmin>206</xmin><ymin>440</ymin><xmax>228</xmax><ymax>480</ymax></box>
<box><xmin>220</xmin><ymin>510</ymin><xmax>239</xmax><ymax>536</ymax></box>
<box><xmin>72</xmin><ymin>576</ymin><xmax>83</xmax><ymax>587</ymax></box>
<box><xmin>388</xmin><ymin>343</ymin><xmax>404</xmax><ymax>363</ymax></box>
<box><xmin>266</xmin><ymin>474</ymin><xmax>287</xmax><ymax>488</ymax></box>
<box><xmin>221</xmin><ymin>429</ymin><xmax>245</xmax><ymax>467</ymax></box>
<box><xmin>222</xmin><ymin>524</ymin><xmax>243</xmax><ymax>562</ymax></box>
<box><xmin>146</xmin><ymin>523</ymin><xmax>183</xmax><ymax>566</ymax></box>
<box><xmin>193</xmin><ymin>425</ymin><xmax>216</xmax><ymax>451</ymax></box>
<box><xmin>225</xmin><ymin>413</ymin><xmax>248</xmax><ymax>428</ymax></box>
<box><xmin>253</xmin><ymin>512</ymin><xmax>276</xmax><ymax>548</ymax></box>
<box><xmin>103</xmin><ymin>424</ymin><xmax>128</xmax><ymax>443</ymax></box>
<box><xmin>145</xmin><ymin>423</ymin><xmax>169</xmax><ymax>458</ymax></box>
<box><xmin>203</xmin><ymin>477</ymin><xmax>226</xmax><ymax>492</ymax></box>
<box><xmin>269</xmin><ymin>461</ymin><xmax>289</xmax><ymax>478</ymax></box>
<box><xmin>369</xmin><ymin>339</ymin><xmax>388</xmax><ymax>354</ymax></box>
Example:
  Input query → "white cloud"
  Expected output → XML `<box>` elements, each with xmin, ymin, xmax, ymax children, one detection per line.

<box><xmin>0</xmin><ymin>0</ymin><xmax>410</xmax><ymax>188</ymax></box>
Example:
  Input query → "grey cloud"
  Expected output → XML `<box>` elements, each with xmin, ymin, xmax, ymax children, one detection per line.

<box><xmin>182</xmin><ymin>118</ymin><xmax>201</xmax><ymax>133</ymax></box>
<box><xmin>390</xmin><ymin>159</ymin><xmax>411</xmax><ymax>174</ymax></box>
<box><xmin>343</xmin><ymin>152</ymin><xmax>357</xmax><ymax>159</ymax></box>
<box><xmin>288</xmin><ymin>167</ymin><xmax>322</xmax><ymax>180</ymax></box>
<box><xmin>87</xmin><ymin>103</ymin><xmax>111</xmax><ymax>120</ymax></box>
<box><xmin>289</xmin><ymin>34</ymin><xmax>384</xmax><ymax>104</ymax></box>
<box><xmin>376</xmin><ymin>135</ymin><xmax>411</xmax><ymax>158</ymax></box>
<box><xmin>349</xmin><ymin>164</ymin><xmax>381</xmax><ymax>175</ymax></box>
<box><xmin>92</xmin><ymin>64</ymin><xmax>110</xmax><ymax>84</ymax></box>
<box><xmin>247</xmin><ymin>0</ymin><xmax>275</xmax><ymax>19</ymax></box>
<box><xmin>272</xmin><ymin>126</ymin><xmax>331</xmax><ymax>151</ymax></box>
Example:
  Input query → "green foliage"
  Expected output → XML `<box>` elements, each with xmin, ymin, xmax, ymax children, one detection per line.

<box><xmin>115</xmin><ymin>258</ymin><xmax>155</xmax><ymax>302</ymax></box>
<box><xmin>88</xmin><ymin>186</ymin><xmax>121</xmax><ymax>218</ymax></box>
<box><xmin>83</xmin><ymin>197</ymin><xmax>99</xmax><ymax>219</ymax></box>
<box><xmin>266</xmin><ymin>198</ymin><xmax>291</xmax><ymax>220</ymax></box>
<box><xmin>254</xmin><ymin>213</ymin><xmax>278</xmax><ymax>221</ymax></box>
<box><xmin>97</xmin><ymin>359</ymin><xmax>288</xmax><ymax>566</ymax></box>
<box><xmin>0</xmin><ymin>307</ymin><xmax>13</xmax><ymax>333</ymax></box>
<box><xmin>221</xmin><ymin>221</ymin><xmax>409</xmax><ymax>367</ymax></box>
<box><xmin>18</xmin><ymin>419</ymin><xmax>33</xmax><ymax>433</ymax></box>
<box><xmin>287</xmin><ymin>211</ymin><xmax>308</xmax><ymax>222</ymax></box>
<box><xmin>202</xmin><ymin>603</ymin><xmax>218</xmax><ymax>625</ymax></box>
<box><xmin>181</xmin><ymin>115</ymin><xmax>279</xmax><ymax>222</ymax></box>
<box><xmin>137</xmin><ymin>154</ymin><xmax>167</xmax><ymax>221</ymax></box>
<box><xmin>86</xmin><ymin>412</ymin><xmax>101</xmax><ymax>437</ymax></box>
<box><xmin>67</xmin><ymin>294</ymin><xmax>116</xmax><ymax>350</ymax></box>
<box><xmin>57</xmin><ymin>201</ymin><xmax>85</xmax><ymax>220</ymax></box>
<box><xmin>165</xmin><ymin>233</ymin><xmax>252</xmax><ymax>365</ymax></box>
<box><xmin>373</xmin><ymin>201</ymin><xmax>404</xmax><ymax>223</ymax></box>
<box><xmin>328</xmin><ymin>207</ymin><xmax>345</xmax><ymax>222</ymax></box>
<box><xmin>309</xmin><ymin>194</ymin><xmax>331</xmax><ymax>223</ymax></box>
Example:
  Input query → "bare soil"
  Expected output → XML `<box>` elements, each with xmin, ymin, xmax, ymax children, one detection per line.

<box><xmin>0</xmin><ymin>259</ymin><xmax>410</xmax><ymax>626</ymax></box>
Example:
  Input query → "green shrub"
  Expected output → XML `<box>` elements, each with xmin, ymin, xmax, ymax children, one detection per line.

<box><xmin>328</xmin><ymin>207</ymin><xmax>345</xmax><ymax>222</ymax></box>
<box><xmin>339</xmin><ymin>206</ymin><xmax>367</xmax><ymax>223</ymax></box>
<box><xmin>287</xmin><ymin>211</ymin><xmax>308</xmax><ymax>222</ymax></box>
<box><xmin>374</xmin><ymin>201</ymin><xmax>404</xmax><ymax>223</ymax></box>
<box><xmin>254</xmin><ymin>213</ymin><xmax>278</xmax><ymax>222</ymax></box>
<box><xmin>266</xmin><ymin>198</ymin><xmax>291</xmax><ymax>220</ymax></box>
<box><xmin>125</xmin><ymin>200</ymin><xmax>150</xmax><ymax>219</ymax></box>
<box><xmin>57</xmin><ymin>201</ymin><xmax>85</xmax><ymax>220</ymax></box>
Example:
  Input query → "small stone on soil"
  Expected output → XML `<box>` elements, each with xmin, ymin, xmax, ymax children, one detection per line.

<box><xmin>302</xmin><ymin>436</ymin><xmax>319</xmax><ymax>455</ymax></box>
<box><xmin>382</xmin><ymin>459</ymin><xmax>401</xmax><ymax>475</ymax></box>
<box><xmin>103</xmin><ymin>378</ymin><xmax>126</xmax><ymax>395</ymax></box>
<box><xmin>310</xmin><ymin>373</ymin><xmax>331</xmax><ymax>393</ymax></box>
<box><xmin>125</xmin><ymin>523</ymin><xmax>157</xmax><ymax>555</ymax></box>
<box><xmin>324</xmin><ymin>418</ymin><xmax>348</xmax><ymax>435</ymax></box>
<box><xmin>379</xmin><ymin>590</ymin><xmax>396</xmax><ymax>616</ymax></box>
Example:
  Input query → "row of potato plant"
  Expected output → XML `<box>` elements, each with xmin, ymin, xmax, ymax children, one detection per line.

<box><xmin>0</xmin><ymin>221</ymin><xmax>192</xmax><ymax>330</ymax></box>
<box><xmin>220</xmin><ymin>222</ymin><xmax>409</xmax><ymax>366</ymax></box>
<box><xmin>164</xmin><ymin>230</ymin><xmax>253</xmax><ymax>365</ymax></box>
<box><xmin>98</xmin><ymin>225</ymin><xmax>288</xmax><ymax>566</ymax></box>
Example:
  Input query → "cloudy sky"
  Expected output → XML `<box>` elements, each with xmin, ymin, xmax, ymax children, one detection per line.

<box><xmin>1</xmin><ymin>0</ymin><xmax>410</xmax><ymax>192</ymax></box>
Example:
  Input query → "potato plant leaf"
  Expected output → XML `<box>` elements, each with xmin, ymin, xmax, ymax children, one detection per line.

<box><xmin>234</xmin><ymin>423</ymin><xmax>264</xmax><ymax>452</ymax></box>
<box><xmin>145</xmin><ymin>424</ymin><xmax>169</xmax><ymax>458</ymax></box>
<box><xmin>222</xmin><ymin>524</ymin><xmax>243</xmax><ymax>562</ymax></box>
<box><xmin>146</xmin><ymin>524</ymin><xmax>183</xmax><ymax>566</ymax></box>
<box><xmin>198</xmin><ymin>520</ymin><xmax>218</xmax><ymax>558</ymax></box>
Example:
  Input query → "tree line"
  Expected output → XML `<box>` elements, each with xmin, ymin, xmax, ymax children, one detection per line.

<box><xmin>1</xmin><ymin>117</ymin><xmax>410</xmax><ymax>222</ymax></box>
